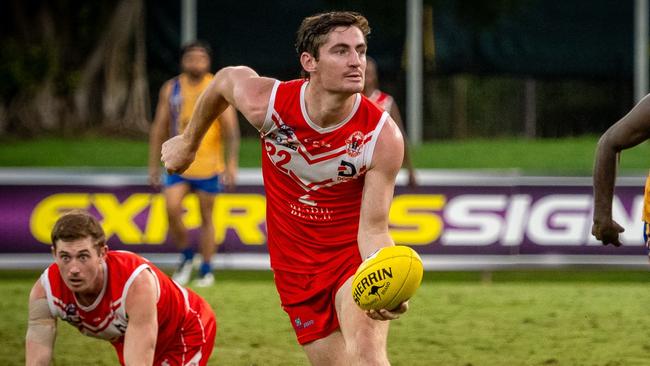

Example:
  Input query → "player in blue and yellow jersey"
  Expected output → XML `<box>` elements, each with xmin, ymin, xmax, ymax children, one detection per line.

<box><xmin>148</xmin><ymin>41</ymin><xmax>240</xmax><ymax>287</ymax></box>
<box><xmin>642</xmin><ymin>174</ymin><xmax>650</xmax><ymax>249</ymax></box>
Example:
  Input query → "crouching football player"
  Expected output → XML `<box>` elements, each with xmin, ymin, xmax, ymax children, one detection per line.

<box><xmin>25</xmin><ymin>210</ymin><xmax>216</xmax><ymax>366</ymax></box>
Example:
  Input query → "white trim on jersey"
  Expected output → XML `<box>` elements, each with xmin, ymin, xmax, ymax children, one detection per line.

<box><xmin>299</xmin><ymin>81</ymin><xmax>361</xmax><ymax>133</ymax></box>
<box><xmin>148</xmin><ymin>267</ymin><xmax>162</xmax><ymax>304</ymax></box>
<box><xmin>363</xmin><ymin>111</ymin><xmax>390</xmax><ymax>168</ymax></box>
<box><xmin>184</xmin><ymin>349</ymin><xmax>203</xmax><ymax>366</ymax></box>
<box><xmin>40</xmin><ymin>268</ymin><xmax>57</xmax><ymax>318</ymax></box>
<box><xmin>171</xmin><ymin>278</ymin><xmax>191</xmax><ymax>311</ymax></box>
<box><xmin>260</xmin><ymin>80</ymin><xmax>281</xmax><ymax>134</ymax></box>
<box><xmin>117</xmin><ymin>263</ymin><xmax>151</xmax><ymax>319</ymax></box>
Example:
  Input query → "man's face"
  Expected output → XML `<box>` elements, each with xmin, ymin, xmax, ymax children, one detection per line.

<box><xmin>53</xmin><ymin>237</ymin><xmax>106</xmax><ymax>294</ymax></box>
<box><xmin>181</xmin><ymin>47</ymin><xmax>210</xmax><ymax>78</ymax></box>
<box><xmin>309</xmin><ymin>26</ymin><xmax>367</xmax><ymax>94</ymax></box>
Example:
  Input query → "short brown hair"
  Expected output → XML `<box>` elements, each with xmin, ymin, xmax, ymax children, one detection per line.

<box><xmin>295</xmin><ymin>11</ymin><xmax>371</xmax><ymax>75</ymax></box>
<box><xmin>51</xmin><ymin>210</ymin><xmax>106</xmax><ymax>251</ymax></box>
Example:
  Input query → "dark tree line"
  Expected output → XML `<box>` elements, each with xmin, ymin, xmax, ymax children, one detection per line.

<box><xmin>0</xmin><ymin>0</ymin><xmax>149</xmax><ymax>137</ymax></box>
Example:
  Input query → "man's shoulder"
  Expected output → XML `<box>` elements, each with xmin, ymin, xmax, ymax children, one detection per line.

<box><xmin>274</xmin><ymin>78</ymin><xmax>305</xmax><ymax>96</ymax></box>
<box><xmin>360</xmin><ymin>93</ymin><xmax>388</xmax><ymax>117</ymax></box>
<box><xmin>160</xmin><ymin>76</ymin><xmax>182</xmax><ymax>92</ymax></box>
<box><xmin>106</xmin><ymin>250</ymin><xmax>149</xmax><ymax>270</ymax></box>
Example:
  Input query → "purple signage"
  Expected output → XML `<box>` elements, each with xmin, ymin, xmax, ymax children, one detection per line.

<box><xmin>0</xmin><ymin>170</ymin><xmax>645</xmax><ymax>257</ymax></box>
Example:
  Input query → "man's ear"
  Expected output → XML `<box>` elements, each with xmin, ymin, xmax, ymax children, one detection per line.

<box><xmin>98</xmin><ymin>244</ymin><xmax>108</xmax><ymax>260</ymax></box>
<box><xmin>300</xmin><ymin>52</ymin><xmax>317</xmax><ymax>74</ymax></box>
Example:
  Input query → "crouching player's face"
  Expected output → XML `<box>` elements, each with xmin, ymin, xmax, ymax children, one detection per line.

<box><xmin>53</xmin><ymin>237</ymin><xmax>106</xmax><ymax>294</ymax></box>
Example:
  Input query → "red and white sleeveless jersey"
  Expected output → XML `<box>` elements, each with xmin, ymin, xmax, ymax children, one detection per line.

<box><xmin>40</xmin><ymin>251</ymin><xmax>190</xmax><ymax>346</ymax></box>
<box><xmin>259</xmin><ymin>79</ymin><xmax>389</xmax><ymax>273</ymax></box>
<box><xmin>367</xmin><ymin>89</ymin><xmax>394</xmax><ymax>113</ymax></box>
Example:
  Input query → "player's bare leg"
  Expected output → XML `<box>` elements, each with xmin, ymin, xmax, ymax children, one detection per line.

<box><xmin>164</xmin><ymin>182</ymin><xmax>193</xmax><ymax>284</ymax></box>
<box><xmin>193</xmin><ymin>190</ymin><xmax>216</xmax><ymax>287</ymax></box>
<box><xmin>301</xmin><ymin>276</ymin><xmax>390</xmax><ymax>365</ymax></box>
<box><xmin>335</xmin><ymin>276</ymin><xmax>390</xmax><ymax>365</ymax></box>
<box><xmin>302</xmin><ymin>330</ymin><xmax>347</xmax><ymax>365</ymax></box>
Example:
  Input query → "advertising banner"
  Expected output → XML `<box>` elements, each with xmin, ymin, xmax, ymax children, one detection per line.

<box><xmin>1</xmin><ymin>169</ymin><xmax>645</xmax><ymax>259</ymax></box>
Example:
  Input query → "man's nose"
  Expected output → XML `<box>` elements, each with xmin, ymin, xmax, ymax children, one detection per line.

<box><xmin>69</xmin><ymin>263</ymin><xmax>81</xmax><ymax>275</ymax></box>
<box><xmin>349</xmin><ymin>51</ymin><xmax>362</xmax><ymax>66</ymax></box>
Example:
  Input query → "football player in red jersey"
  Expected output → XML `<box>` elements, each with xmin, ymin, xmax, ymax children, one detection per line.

<box><xmin>25</xmin><ymin>210</ymin><xmax>216</xmax><ymax>366</ymax></box>
<box><xmin>162</xmin><ymin>11</ymin><xmax>407</xmax><ymax>365</ymax></box>
<box><xmin>364</xmin><ymin>56</ymin><xmax>417</xmax><ymax>188</ymax></box>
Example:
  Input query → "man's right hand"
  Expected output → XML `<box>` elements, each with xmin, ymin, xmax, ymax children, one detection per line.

<box><xmin>591</xmin><ymin>219</ymin><xmax>625</xmax><ymax>247</ymax></box>
<box><xmin>161</xmin><ymin>135</ymin><xmax>196</xmax><ymax>174</ymax></box>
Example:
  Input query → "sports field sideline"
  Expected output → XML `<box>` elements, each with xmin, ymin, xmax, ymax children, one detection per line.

<box><xmin>3</xmin><ymin>269</ymin><xmax>650</xmax><ymax>365</ymax></box>
<box><xmin>1</xmin><ymin>135</ymin><xmax>649</xmax><ymax>173</ymax></box>
<box><xmin>3</xmin><ymin>136</ymin><xmax>650</xmax><ymax>364</ymax></box>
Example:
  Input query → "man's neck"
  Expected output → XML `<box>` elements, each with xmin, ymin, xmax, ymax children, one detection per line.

<box><xmin>304</xmin><ymin>82</ymin><xmax>357</xmax><ymax>129</ymax></box>
<box><xmin>183</xmin><ymin>73</ymin><xmax>206</xmax><ymax>85</ymax></box>
<box><xmin>363</xmin><ymin>85</ymin><xmax>377</xmax><ymax>97</ymax></box>
<box><xmin>75</xmin><ymin>265</ymin><xmax>104</xmax><ymax>307</ymax></box>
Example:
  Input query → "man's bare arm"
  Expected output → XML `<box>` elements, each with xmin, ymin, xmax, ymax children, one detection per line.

<box><xmin>221</xmin><ymin>105</ymin><xmax>240</xmax><ymax>191</ymax></box>
<box><xmin>593</xmin><ymin>95</ymin><xmax>650</xmax><ymax>245</ymax></box>
<box><xmin>357</xmin><ymin>117</ymin><xmax>406</xmax><ymax>320</ymax></box>
<box><xmin>26</xmin><ymin>281</ymin><xmax>56</xmax><ymax>366</ymax></box>
<box><xmin>148</xmin><ymin>82</ymin><xmax>172</xmax><ymax>187</ymax></box>
<box><xmin>357</xmin><ymin>117</ymin><xmax>404</xmax><ymax>258</ymax></box>
<box><xmin>388</xmin><ymin>102</ymin><xmax>417</xmax><ymax>187</ymax></box>
<box><xmin>162</xmin><ymin>66</ymin><xmax>276</xmax><ymax>174</ymax></box>
<box><xmin>123</xmin><ymin>269</ymin><xmax>158</xmax><ymax>366</ymax></box>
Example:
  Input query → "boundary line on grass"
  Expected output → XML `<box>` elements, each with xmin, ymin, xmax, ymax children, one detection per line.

<box><xmin>2</xmin><ymin>253</ymin><xmax>647</xmax><ymax>271</ymax></box>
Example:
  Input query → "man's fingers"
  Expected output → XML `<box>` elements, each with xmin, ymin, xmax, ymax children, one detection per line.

<box><xmin>365</xmin><ymin>302</ymin><xmax>409</xmax><ymax>321</ymax></box>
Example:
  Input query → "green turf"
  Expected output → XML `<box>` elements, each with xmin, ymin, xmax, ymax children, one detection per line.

<box><xmin>1</xmin><ymin>135</ymin><xmax>649</xmax><ymax>173</ymax></box>
<box><xmin>410</xmin><ymin>136</ymin><xmax>650</xmax><ymax>174</ymax></box>
<box><xmin>4</xmin><ymin>270</ymin><xmax>650</xmax><ymax>365</ymax></box>
<box><xmin>0</xmin><ymin>136</ymin><xmax>263</xmax><ymax>168</ymax></box>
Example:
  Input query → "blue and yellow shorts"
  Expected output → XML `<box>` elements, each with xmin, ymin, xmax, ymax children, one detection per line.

<box><xmin>163</xmin><ymin>173</ymin><xmax>221</xmax><ymax>194</ymax></box>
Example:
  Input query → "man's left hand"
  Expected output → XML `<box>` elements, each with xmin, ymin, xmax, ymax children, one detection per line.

<box><xmin>366</xmin><ymin>301</ymin><xmax>409</xmax><ymax>321</ymax></box>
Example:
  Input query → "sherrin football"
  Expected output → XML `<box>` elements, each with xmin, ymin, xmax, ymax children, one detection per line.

<box><xmin>351</xmin><ymin>245</ymin><xmax>423</xmax><ymax>311</ymax></box>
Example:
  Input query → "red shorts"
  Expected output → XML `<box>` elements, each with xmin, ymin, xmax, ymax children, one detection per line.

<box><xmin>114</xmin><ymin>291</ymin><xmax>217</xmax><ymax>366</ymax></box>
<box><xmin>273</xmin><ymin>259</ymin><xmax>360</xmax><ymax>345</ymax></box>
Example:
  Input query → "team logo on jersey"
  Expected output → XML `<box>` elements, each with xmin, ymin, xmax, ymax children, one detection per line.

<box><xmin>269</xmin><ymin>124</ymin><xmax>298</xmax><ymax>150</ymax></box>
<box><xmin>64</xmin><ymin>303</ymin><xmax>81</xmax><ymax>326</ymax></box>
<box><xmin>345</xmin><ymin>131</ymin><xmax>364</xmax><ymax>157</ymax></box>
<box><xmin>304</xmin><ymin>138</ymin><xmax>331</xmax><ymax>148</ymax></box>
<box><xmin>338</xmin><ymin>160</ymin><xmax>357</xmax><ymax>179</ymax></box>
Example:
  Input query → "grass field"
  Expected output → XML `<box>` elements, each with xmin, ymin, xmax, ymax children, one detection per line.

<box><xmin>2</xmin><ymin>135</ymin><xmax>650</xmax><ymax>365</ymax></box>
<box><xmin>1</xmin><ymin>135</ymin><xmax>650</xmax><ymax>174</ymax></box>
<box><xmin>3</xmin><ymin>270</ymin><xmax>650</xmax><ymax>366</ymax></box>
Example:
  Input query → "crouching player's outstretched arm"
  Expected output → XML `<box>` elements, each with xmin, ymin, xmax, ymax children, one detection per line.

<box><xmin>25</xmin><ymin>281</ymin><xmax>56</xmax><ymax>366</ymax></box>
<box><xmin>357</xmin><ymin>116</ymin><xmax>408</xmax><ymax>321</ymax></box>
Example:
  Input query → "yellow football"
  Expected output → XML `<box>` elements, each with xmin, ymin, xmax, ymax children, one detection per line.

<box><xmin>351</xmin><ymin>245</ymin><xmax>424</xmax><ymax>311</ymax></box>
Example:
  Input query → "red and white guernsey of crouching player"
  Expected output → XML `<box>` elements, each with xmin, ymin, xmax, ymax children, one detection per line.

<box><xmin>161</xmin><ymin>11</ymin><xmax>409</xmax><ymax>366</ymax></box>
<box><xmin>25</xmin><ymin>210</ymin><xmax>216</xmax><ymax>366</ymax></box>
